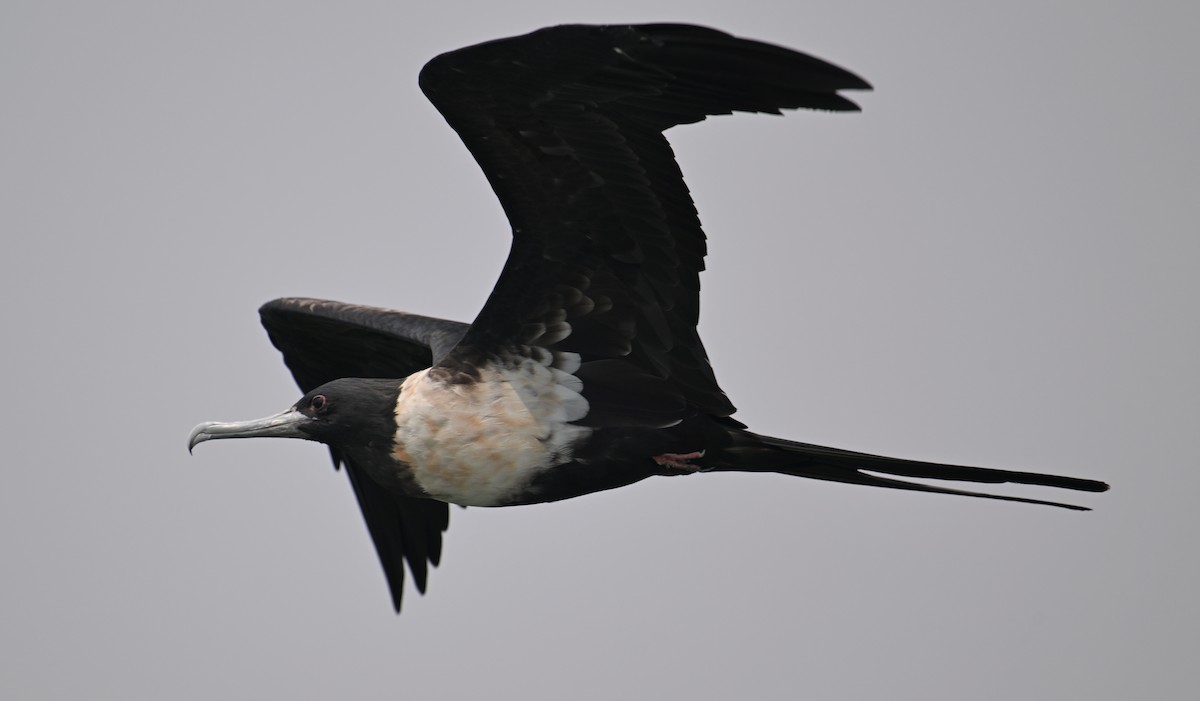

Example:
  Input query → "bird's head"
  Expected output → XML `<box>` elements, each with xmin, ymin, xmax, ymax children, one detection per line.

<box><xmin>188</xmin><ymin>377</ymin><xmax>401</xmax><ymax>452</ymax></box>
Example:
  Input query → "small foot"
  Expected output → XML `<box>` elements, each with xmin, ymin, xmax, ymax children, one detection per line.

<box><xmin>653</xmin><ymin>450</ymin><xmax>706</xmax><ymax>473</ymax></box>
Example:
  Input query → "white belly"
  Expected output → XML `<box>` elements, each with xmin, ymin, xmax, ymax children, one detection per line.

<box><xmin>390</xmin><ymin>357</ymin><xmax>590</xmax><ymax>506</ymax></box>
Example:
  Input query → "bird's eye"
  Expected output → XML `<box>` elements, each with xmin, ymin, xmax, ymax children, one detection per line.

<box><xmin>310</xmin><ymin>395</ymin><xmax>327</xmax><ymax>411</ymax></box>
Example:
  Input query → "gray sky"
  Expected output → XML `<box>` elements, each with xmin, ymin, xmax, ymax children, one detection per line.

<box><xmin>3</xmin><ymin>1</ymin><xmax>1197</xmax><ymax>699</ymax></box>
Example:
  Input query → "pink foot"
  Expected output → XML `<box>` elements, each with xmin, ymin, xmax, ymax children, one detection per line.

<box><xmin>653</xmin><ymin>450</ymin><xmax>706</xmax><ymax>473</ymax></box>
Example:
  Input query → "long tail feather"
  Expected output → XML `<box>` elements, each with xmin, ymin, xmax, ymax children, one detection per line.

<box><xmin>717</xmin><ymin>431</ymin><xmax>1109</xmax><ymax>510</ymax></box>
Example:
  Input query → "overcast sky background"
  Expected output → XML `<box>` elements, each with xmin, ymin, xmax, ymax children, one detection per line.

<box><xmin>3</xmin><ymin>1</ymin><xmax>1197</xmax><ymax>699</ymax></box>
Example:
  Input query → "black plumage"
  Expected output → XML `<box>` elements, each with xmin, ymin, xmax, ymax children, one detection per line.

<box><xmin>258</xmin><ymin>298</ymin><xmax>465</xmax><ymax>606</ymax></box>
<box><xmin>190</xmin><ymin>24</ymin><xmax>1108</xmax><ymax>614</ymax></box>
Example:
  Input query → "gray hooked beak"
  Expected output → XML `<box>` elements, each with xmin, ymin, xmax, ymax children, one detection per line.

<box><xmin>188</xmin><ymin>409</ymin><xmax>312</xmax><ymax>453</ymax></box>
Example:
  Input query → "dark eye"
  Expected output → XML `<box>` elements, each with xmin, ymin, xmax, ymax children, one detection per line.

<box><xmin>310</xmin><ymin>395</ymin><xmax>327</xmax><ymax>411</ymax></box>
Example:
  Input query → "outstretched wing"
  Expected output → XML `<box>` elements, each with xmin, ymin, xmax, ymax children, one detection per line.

<box><xmin>259</xmin><ymin>297</ymin><xmax>469</xmax><ymax>611</ymax></box>
<box><xmin>420</xmin><ymin>24</ymin><xmax>870</xmax><ymax>427</ymax></box>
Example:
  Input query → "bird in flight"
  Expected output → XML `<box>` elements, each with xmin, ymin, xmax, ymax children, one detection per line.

<box><xmin>189</xmin><ymin>24</ymin><xmax>1108</xmax><ymax>613</ymax></box>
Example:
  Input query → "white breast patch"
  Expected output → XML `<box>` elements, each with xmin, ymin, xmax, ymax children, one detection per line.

<box><xmin>391</xmin><ymin>352</ymin><xmax>590</xmax><ymax>506</ymax></box>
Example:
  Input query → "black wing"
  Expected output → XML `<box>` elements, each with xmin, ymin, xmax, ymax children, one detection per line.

<box><xmin>259</xmin><ymin>297</ymin><xmax>468</xmax><ymax>611</ymax></box>
<box><xmin>420</xmin><ymin>24</ymin><xmax>870</xmax><ymax>427</ymax></box>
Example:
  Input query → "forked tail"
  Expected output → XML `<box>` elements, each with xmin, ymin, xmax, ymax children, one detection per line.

<box><xmin>715</xmin><ymin>431</ymin><xmax>1110</xmax><ymax>510</ymax></box>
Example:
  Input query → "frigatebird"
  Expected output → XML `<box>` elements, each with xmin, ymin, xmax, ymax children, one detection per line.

<box><xmin>189</xmin><ymin>24</ymin><xmax>1108</xmax><ymax>613</ymax></box>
